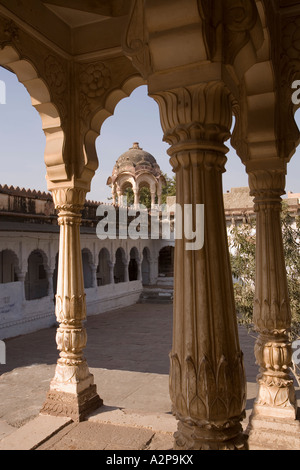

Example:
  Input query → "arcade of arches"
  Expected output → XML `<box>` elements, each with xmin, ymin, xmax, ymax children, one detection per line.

<box><xmin>0</xmin><ymin>225</ymin><xmax>173</xmax><ymax>337</ymax></box>
<box><xmin>0</xmin><ymin>0</ymin><xmax>300</xmax><ymax>450</ymax></box>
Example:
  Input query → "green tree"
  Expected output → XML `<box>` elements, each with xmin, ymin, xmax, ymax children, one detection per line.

<box><xmin>281</xmin><ymin>202</ymin><xmax>300</xmax><ymax>333</ymax></box>
<box><xmin>229</xmin><ymin>203</ymin><xmax>300</xmax><ymax>336</ymax></box>
<box><xmin>123</xmin><ymin>186</ymin><xmax>152</xmax><ymax>209</ymax></box>
<box><xmin>123</xmin><ymin>174</ymin><xmax>177</xmax><ymax>209</ymax></box>
<box><xmin>161</xmin><ymin>174</ymin><xmax>176</xmax><ymax>205</ymax></box>
<box><xmin>229</xmin><ymin>218</ymin><xmax>256</xmax><ymax>328</ymax></box>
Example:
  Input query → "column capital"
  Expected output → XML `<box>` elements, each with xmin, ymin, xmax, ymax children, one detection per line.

<box><xmin>247</xmin><ymin>168</ymin><xmax>287</xmax><ymax>210</ymax></box>
<box><xmin>52</xmin><ymin>187</ymin><xmax>87</xmax><ymax>213</ymax></box>
<box><xmin>151</xmin><ymin>82</ymin><xmax>233</xmax><ymax>173</ymax></box>
<box><xmin>151</xmin><ymin>82</ymin><xmax>233</xmax><ymax>145</ymax></box>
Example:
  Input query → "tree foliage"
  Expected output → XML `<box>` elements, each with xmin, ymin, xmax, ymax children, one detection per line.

<box><xmin>229</xmin><ymin>219</ymin><xmax>256</xmax><ymax>328</ymax></box>
<box><xmin>123</xmin><ymin>173</ymin><xmax>176</xmax><ymax>209</ymax></box>
<box><xmin>161</xmin><ymin>174</ymin><xmax>176</xmax><ymax>205</ymax></box>
<box><xmin>229</xmin><ymin>203</ymin><xmax>300</xmax><ymax>336</ymax></box>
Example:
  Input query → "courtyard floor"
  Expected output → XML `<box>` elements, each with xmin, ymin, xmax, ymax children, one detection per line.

<box><xmin>0</xmin><ymin>303</ymin><xmax>274</xmax><ymax>450</ymax></box>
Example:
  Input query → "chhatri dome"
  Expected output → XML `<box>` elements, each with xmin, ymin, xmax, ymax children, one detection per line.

<box><xmin>107</xmin><ymin>143</ymin><xmax>166</xmax><ymax>206</ymax></box>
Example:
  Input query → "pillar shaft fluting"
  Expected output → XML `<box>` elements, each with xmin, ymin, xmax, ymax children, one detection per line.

<box><xmin>153</xmin><ymin>83</ymin><xmax>247</xmax><ymax>450</ymax></box>
<box><xmin>41</xmin><ymin>188</ymin><xmax>102</xmax><ymax>421</ymax></box>
<box><xmin>248</xmin><ymin>170</ymin><xmax>297</xmax><ymax>420</ymax></box>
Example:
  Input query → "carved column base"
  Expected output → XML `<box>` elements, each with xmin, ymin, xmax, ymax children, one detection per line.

<box><xmin>41</xmin><ymin>360</ymin><xmax>103</xmax><ymax>422</ymax></box>
<box><xmin>253</xmin><ymin>332</ymin><xmax>297</xmax><ymax>420</ymax></box>
<box><xmin>247</xmin><ymin>411</ymin><xmax>300</xmax><ymax>450</ymax></box>
<box><xmin>252</xmin><ymin>380</ymin><xmax>297</xmax><ymax>420</ymax></box>
<box><xmin>173</xmin><ymin>420</ymin><xmax>247</xmax><ymax>451</ymax></box>
<box><xmin>41</xmin><ymin>385</ymin><xmax>103</xmax><ymax>423</ymax></box>
<box><xmin>50</xmin><ymin>359</ymin><xmax>95</xmax><ymax>395</ymax></box>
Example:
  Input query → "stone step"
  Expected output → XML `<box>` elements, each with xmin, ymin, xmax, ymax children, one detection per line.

<box><xmin>248</xmin><ymin>416</ymin><xmax>300</xmax><ymax>434</ymax></box>
<box><xmin>247</xmin><ymin>425</ymin><xmax>300</xmax><ymax>451</ymax></box>
<box><xmin>139</xmin><ymin>290</ymin><xmax>173</xmax><ymax>304</ymax></box>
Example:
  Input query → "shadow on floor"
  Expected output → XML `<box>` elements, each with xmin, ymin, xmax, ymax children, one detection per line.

<box><xmin>1</xmin><ymin>303</ymin><xmax>258</xmax><ymax>381</ymax></box>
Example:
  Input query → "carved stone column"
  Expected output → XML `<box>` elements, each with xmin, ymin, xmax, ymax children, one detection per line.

<box><xmin>149</xmin><ymin>256</ymin><xmax>158</xmax><ymax>286</ymax></box>
<box><xmin>117</xmin><ymin>190</ymin><xmax>122</xmax><ymax>207</ymax></box>
<box><xmin>157</xmin><ymin>192</ymin><xmax>162</xmax><ymax>207</ymax></box>
<box><xmin>133</xmin><ymin>189</ymin><xmax>139</xmax><ymax>207</ymax></box>
<box><xmin>112</xmin><ymin>187</ymin><xmax>117</xmax><ymax>206</ymax></box>
<box><xmin>247</xmin><ymin>168</ymin><xmax>298</xmax><ymax>447</ymax></box>
<box><xmin>18</xmin><ymin>271</ymin><xmax>27</xmax><ymax>302</ymax></box>
<box><xmin>46</xmin><ymin>268</ymin><xmax>54</xmax><ymax>298</ymax></box>
<box><xmin>137</xmin><ymin>258</ymin><xmax>142</xmax><ymax>282</ymax></box>
<box><xmin>124</xmin><ymin>260</ymin><xmax>129</xmax><ymax>283</ymax></box>
<box><xmin>91</xmin><ymin>264</ymin><xmax>97</xmax><ymax>289</ymax></box>
<box><xmin>41</xmin><ymin>188</ymin><xmax>103</xmax><ymax>422</ymax></box>
<box><xmin>151</xmin><ymin>191</ymin><xmax>156</xmax><ymax>208</ymax></box>
<box><xmin>152</xmin><ymin>83</ymin><xmax>247</xmax><ymax>450</ymax></box>
<box><xmin>109</xmin><ymin>261</ymin><xmax>115</xmax><ymax>285</ymax></box>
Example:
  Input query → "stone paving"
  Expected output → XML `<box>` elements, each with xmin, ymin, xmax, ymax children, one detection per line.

<box><xmin>0</xmin><ymin>303</ymin><xmax>263</xmax><ymax>450</ymax></box>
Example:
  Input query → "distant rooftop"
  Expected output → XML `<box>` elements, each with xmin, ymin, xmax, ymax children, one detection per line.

<box><xmin>224</xmin><ymin>187</ymin><xmax>300</xmax><ymax>217</ymax></box>
<box><xmin>287</xmin><ymin>191</ymin><xmax>300</xmax><ymax>200</ymax></box>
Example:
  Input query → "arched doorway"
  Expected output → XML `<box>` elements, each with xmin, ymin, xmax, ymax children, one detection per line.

<box><xmin>25</xmin><ymin>250</ymin><xmax>49</xmax><ymax>301</ymax></box>
<box><xmin>97</xmin><ymin>248</ymin><xmax>111</xmax><ymax>286</ymax></box>
<box><xmin>114</xmin><ymin>248</ymin><xmax>126</xmax><ymax>284</ymax></box>
<box><xmin>129</xmin><ymin>247</ymin><xmax>139</xmax><ymax>282</ymax></box>
<box><xmin>82</xmin><ymin>249</ymin><xmax>94</xmax><ymax>289</ymax></box>
<box><xmin>142</xmin><ymin>247</ymin><xmax>151</xmax><ymax>285</ymax></box>
<box><xmin>159</xmin><ymin>246</ymin><xmax>174</xmax><ymax>278</ymax></box>
<box><xmin>0</xmin><ymin>250</ymin><xmax>19</xmax><ymax>284</ymax></box>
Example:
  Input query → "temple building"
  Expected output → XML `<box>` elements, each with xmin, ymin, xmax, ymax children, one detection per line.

<box><xmin>107</xmin><ymin>142</ymin><xmax>166</xmax><ymax>207</ymax></box>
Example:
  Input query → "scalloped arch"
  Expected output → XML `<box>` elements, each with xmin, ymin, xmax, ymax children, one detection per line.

<box><xmin>84</xmin><ymin>75</ymin><xmax>146</xmax><ymax>171</ymax></box>
<box><xmin>27</xmin><ymin>249</ymin><xmax>49</xmax><ymax>271</ymax></box>
<box><xmin>0</xmin><ymin>45</ymin><xmax>66</xmax><ymax>185</ymax></box>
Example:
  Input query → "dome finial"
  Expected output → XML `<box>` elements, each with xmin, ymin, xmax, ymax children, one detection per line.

<box><xmin>131</xmin><ymin>142</ymin><xmax>141</xmax><ymax>150</ymax></box>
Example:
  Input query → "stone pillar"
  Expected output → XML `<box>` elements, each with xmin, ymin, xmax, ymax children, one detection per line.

<box><xmin>134</xmin><ymin>188</ymin><xmax>139</xmax><ymax>207</ymax></box>
<box><xmin>117</xmin><ymin>190</ymin><xmax>122</xmax><ymax>207</ymax></box>
<box><xmin>112</xmin><ymin>187</ymin><xmax>117</xmax><ymax>206</ymax></box>
<box><xmin>137</xmin><ymin>258</ymin><xmax>142</xmax><ymax>281</ymax></box>
<box><xmin>247</xmin><ymin>168</ymin><xmax>298</xmax><ymax>447</ymax></box>
<box><xmin>46</xmin><ymin>268</ymin><xmax>54</xmax><ymax>298</ymax></box>
<box><xmin>41</xmin><ymin>187</ymin><xmax>103</xmax><ymax>421</ymax></box>
<box><xmin>149</xmin><ymin>256</ymin><xmax>158</xmax><ymax>286</ymax></box>
<box><xmin>151</xmin><ymin>191</ymin><xmax>156</xmax><ymax>208</ymax></box>
<box><xmin>157</xmin><ymin>192</ymin><xmax>162</xmax><ymax>207</ymax></box>
<box><xmin>109</xmin><ymin>261</ymin><xmax>115</xmax><ymax>285</ymax></box>
<box><xmin>124</xmin><ymin>259</ymin><xmax>129</xmax><ymax>283</ymax></box>
<box><xmin>18</xmin><ymin>271</ymin><xmax>27</xmax><ymax>302</ymax></box>
<box><xmin>152</xmin><ymin>83</ymin><xmax>247</xmax><ymax>450</ymax></box>
<box><xmin>91</xmin><ymin>264</ymin><xmax>97</xmax><ymax>288</ymax></box>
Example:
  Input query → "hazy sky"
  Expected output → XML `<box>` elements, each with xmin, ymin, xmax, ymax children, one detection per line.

<box><xmin>0</xmin><ymin>66</ymin><xmax>299</xmax><ymax>202</ymax></box>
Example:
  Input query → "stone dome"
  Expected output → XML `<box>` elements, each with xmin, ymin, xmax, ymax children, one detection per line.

<box><xmin>107</xmin><ymin>142</ymin><xmax>166</xmax><ymax>207</ymax></box>
<box><xmin>111</xmin><ymin>143</ymin><xmax>161</xmax><ymax>179</ymax></box>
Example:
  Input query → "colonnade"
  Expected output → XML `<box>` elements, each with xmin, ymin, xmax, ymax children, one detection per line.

<box><xmin>0</xmin><ymin>240</ymin><xmax>170</xmax><ymax>300</ymax></box>
<box><xmin>0</xmin><ymin>0</ymin><xmax>299</xmax><ymax>450</ymax></box>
